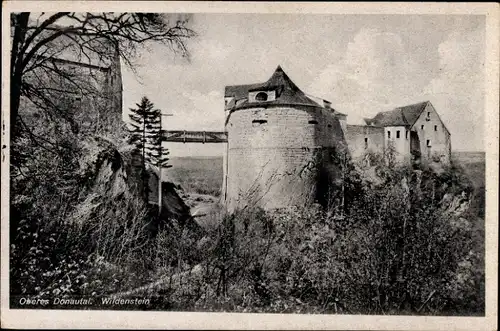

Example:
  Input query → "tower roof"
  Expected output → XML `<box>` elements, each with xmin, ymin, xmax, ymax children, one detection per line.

<box><xmin>225</xmin><ymin>66</ymin><xmax>322</xmax><ymax>110</ymax></box>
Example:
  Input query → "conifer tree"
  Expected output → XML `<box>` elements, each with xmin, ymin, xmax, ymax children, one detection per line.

<box><xmin>128</xmin><ymin>96</ymin><xmax>172</xmax><ymax>202</ymax></box>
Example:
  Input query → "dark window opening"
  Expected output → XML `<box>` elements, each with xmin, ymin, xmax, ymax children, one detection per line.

<box><xmin>427</xmin><ymin>139</ymin><xmax>431</xmax><ymax>147</ymax></box>
<box><xmin>388</xmin><ymin>131</ymin><xmax>391</xmax><ymax>138</ymax></box>
<box><xmin>255</xmin><ymin>92</ymin><xmax>268</xmax><ymax>101</ymax></box>
<box><xmin>421</xmin><ymin>125</ymin><xmax>424</xmax><ymax>130</ymax></box>
<box><xmin>396</xmin><ymin>130</ymin><xmax>400</xmax><ymax>138</ymax></box>
<box><xmin>427</xmin><ymin>112</ymin><xmax>430</xmax><ymax>117</ymax></box>
<box><xmin>327</xmin><ymin>124</ymin><xmax>332</xmax><ymax>128</ymax></box>
<box><xmin>252</xmin><ymin>119</ymin><xmax>267</xmax><ymax>125</ymax></box>
<box><xmin>405</xmin><ymin>130</ymin><xmax>409</xmax><ymax>139</ymax></box>
<box><xmin>308</xmin><ymin>120</ymin><xmax>318</xmax><ymax>124</ymax></box>
<box><xmin>364</xmin><ymin>137</ymin><xmax>368</xmax><ymax>149</ymax></box>
<box><xmin>434</xmin><ymin>125</ymin><xmax>438</xmax><ymax>131</ymax></box>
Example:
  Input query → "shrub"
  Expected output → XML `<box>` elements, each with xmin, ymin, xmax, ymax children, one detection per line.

<box><xmin>177</xmin><ymin>162</ymin><xmax>484</xmax><ymax>315</ymax></box>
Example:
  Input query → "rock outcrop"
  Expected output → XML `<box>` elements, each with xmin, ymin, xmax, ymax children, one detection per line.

<box><xmin>70</xmin><ymin>136</ymin><xmax>193</xmax><ymax>230</ymax></box>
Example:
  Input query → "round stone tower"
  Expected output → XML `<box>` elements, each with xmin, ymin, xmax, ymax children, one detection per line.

<box><xmin>222</xmin><ymin>66</ymin><xmax>347</xmax><ymax>211</ymax></box>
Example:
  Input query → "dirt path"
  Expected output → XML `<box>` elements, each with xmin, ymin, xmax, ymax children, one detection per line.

<box><xmin>110</xmin><ymin>264</ymin><xmax>203</xmax><ymax>298</ymax></box>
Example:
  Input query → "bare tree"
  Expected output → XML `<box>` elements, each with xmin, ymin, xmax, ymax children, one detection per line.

<box><xmin>10</xmin><ymin>12</ymin><xmax>195</xmax><ymax>138</ymax></box>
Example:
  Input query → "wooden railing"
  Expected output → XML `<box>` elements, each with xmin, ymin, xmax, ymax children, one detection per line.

<box><xmin>162</xmin><ymin>130</ymin><xmax>228</xmax><ymax>143</ymax></box>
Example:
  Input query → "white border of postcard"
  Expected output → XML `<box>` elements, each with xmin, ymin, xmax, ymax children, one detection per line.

<box><xmin>1</xmin><ymin>1</ymin><xmax>498</xmax><ymax>330</ymax></box>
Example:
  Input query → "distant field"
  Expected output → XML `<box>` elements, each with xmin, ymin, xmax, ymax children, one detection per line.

<box><xmin>452</xmin><ymin>151</ymin><xmax>485</xmax><ymax>219</ymax></box>
<box><xmin>452</xmin><ymin>151</ymin><xmax>485</xmax><ymax>189</ymax></box>
<box><xmin>451</xmin><ymin>151</ymin><xmax>485</xmax><ymax>165</ymax></box>
<box><xmin>166</xmin><ymin>156</ymin><xmax>223</xmax><ymax>196</ymax></box>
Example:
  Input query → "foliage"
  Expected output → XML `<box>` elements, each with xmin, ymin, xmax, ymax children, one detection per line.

<box><xmin>9</xmin><ymin>77</ymin><xmax>484</xmax><ymax>317</ymax></box>
<box><xmin>9</xmin><ymin>10</ymin><xmax>196</xmax><ymax>308</ymax></box>
<box><xmin>145</xmin><ymin>161</ymin><xmax>484</xmax><ymax>316</ymax></box>
<box><xmin>128</xmin><ymin>96</ymin><xmax>172</xmax><ymax>169</ymax></box>
<box><xmin>128</xmin><ymin>96</ymin><xmax>172</xmax><ymax>202</ymax></box>
<box><xmin>10</xmin><ymin>12</ymin><xmax>195</xmax><ymax>138</ymax></box>
<box><xmin>10</xmin><ymin>118</ymin><xmax>154</xmax><ymax>299</ymax></box>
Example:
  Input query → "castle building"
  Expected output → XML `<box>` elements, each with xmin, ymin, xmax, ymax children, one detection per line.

<box><xmin>223</xmin><ymin>66</ymin><xmax>452</xmax><ymax>211</ymax></box>
<box><xmin>361</xmin><ymin>101</ymin><xmax>451</xmax><ymax>164</ymax></box>
<box><xmin>23</xmin><ymin>33</ymin><xmax>123</xmax><ymax>133</ymax></box>
<box><xmin>223</xmin><ymin>66</ymin><xmax>347</xmax><ymax>211</ymax></box>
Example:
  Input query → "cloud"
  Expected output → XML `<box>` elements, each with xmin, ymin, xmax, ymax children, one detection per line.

<box><xmin>422</xmin><ymin>30</ymin><xmax>484</xmax><ymax>151</ymax></box>
<box><xmin>308</xmin><ymin>28</ymin><xmax>425</xmax><ymax>124</ymax></box>
<box><xmin>308</xmin><ymin>26</ymin><xmax>485</xmax><ymax>151</ymax></box>
<box><xmin>122</xmin><ymin>15</ymin><xmax>485</xmax><ymax>155</ymax></box>
<box><xmin>176</xmin><ymin>90</ymin><xmax>224</xmax><ymax>131</ymax></box>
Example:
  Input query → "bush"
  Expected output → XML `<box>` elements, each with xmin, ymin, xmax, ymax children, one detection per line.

<box><xmin>9</xmin><ymin>102</ymin><xmax>157</xmax><ymax>300</ymax></box>
<box><xmin>170</xmin><ymin>162</ymin><xmax>484</xmax><ymax>315</ymax></box>
<box><xmin>10</xmin><ymin>144</ymin><xmax>156</xmax><ymax>299</ymax></box>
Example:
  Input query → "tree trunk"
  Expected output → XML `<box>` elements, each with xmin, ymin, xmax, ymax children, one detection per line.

<box><xmin>10</xmin><ymin>13</ymin><xmax>30</xmax><ymax>139</ymax></box>
<box><xmin>158</xmin><ymin>115</ymin><xmax>162</xmax><ymax>215</ymax></box>
<box><xmin>142</xmin><ymin>117</ymin><xmax>148</xmax><ymax>203</ymax></box>
<box><xmin>10</xmin><ymin>74</ymin><xmax>22</xmax><ymax>136</ymax></box>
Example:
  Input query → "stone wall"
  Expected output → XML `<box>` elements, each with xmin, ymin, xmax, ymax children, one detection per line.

<box><xmin>384</xmin><ymin>126</ymin><xmax>411</xmax><ymax>163</ymax></box>
<box><xmin>104</xmin><ymin>45</ymin><xmax>123</xmax><ymax>124</ymax></box>
<box><xmin>43</xmin><ymin>38</ymin><xmax>123</xmax><ymax>134</ymax></box>
<box><xmin>345</xmin><ymin>125</ymin><xmax>385</xmax><ymax>160</ymax></box>
<box><xmin>223</xmin><ymin>105</ymin><xmax>345</xmax><ymax>211</ymax></box>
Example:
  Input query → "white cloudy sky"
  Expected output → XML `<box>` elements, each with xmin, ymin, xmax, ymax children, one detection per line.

<box><xmin>122</xmin><ymin>14</ymin><xmax>485</xmax><ymax>156</ymax></box>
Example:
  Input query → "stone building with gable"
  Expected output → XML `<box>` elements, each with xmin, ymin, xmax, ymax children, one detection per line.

<box><xmin>362</xmin><ymin>101</ymin><xmax>452</xmax><ymax>165</ymax></box>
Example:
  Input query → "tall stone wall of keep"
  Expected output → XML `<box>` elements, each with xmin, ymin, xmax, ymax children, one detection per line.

<box><xmin>105</xmin><ymin>46</ymin><xmax>123</xmax><ymax>123</ymax></box>
<box><xmin>223</xmin><ymin>105</ymin><xmax>346</xmax><ymax>211</ymax></box>
<box><xmin>345</xmin><ymin>125</ymin><xmax>385</xmax><ymax>159</ymax></box>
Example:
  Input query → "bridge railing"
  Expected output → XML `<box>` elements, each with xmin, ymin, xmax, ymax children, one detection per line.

<box><xmin>162</xmin><ymin>130</ymin><xmax>228</xmax><ymax>143</ymax></box>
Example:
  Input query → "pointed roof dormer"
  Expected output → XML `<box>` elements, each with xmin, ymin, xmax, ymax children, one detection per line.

<box><xmin>225</xmin><ymin>65</ymin><xmax>323</xmax><ymax>110</ymax></box>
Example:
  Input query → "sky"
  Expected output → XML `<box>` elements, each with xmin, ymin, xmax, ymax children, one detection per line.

<box><xmin>122</xmin><ymin>14</ymin><xmax>485</xmax><ymax>156</ymax></box>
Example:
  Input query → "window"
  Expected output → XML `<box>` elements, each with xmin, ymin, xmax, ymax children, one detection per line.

<box><xmin>426</xmin><ymin>139</ymin><xmax>431</xmax><ymax>147</ymax></box>
<box><xmin>388</xmin><ymin>131</ymin><xmax>391</xmax><ymax>138</ymax></box>
<box><xmin>327</xmin><ymin>124</ymin><xmax>332</xmax><ymax>128</ymax></box>
<box><xmin>252</xmin><ymin>119</ymin><xmax>267</xmax><ymax>126</ymax></box>
<box><xmin>396</xmin><ymin>130</ymin><xmax>400</xmax><ymax>138</ymax></box>
<box><xmin>405</xmin><ymin>130</ymin><xmax>409</xmax><ymax>139</ymax></box>
<box><xmin>308</xmin><ymin>120</ymin><xmax>318</xmax><ymax>124</ymax></box>
<box><xmin>255</xmin><ymin>92</ymin><xmax>268</xmax><ymax>101</ymax></box>
<box><xmin>364</xmin><ymin>137</ymin><xmax>368</xmax><ymax>149</ymax></box>
<box><xmin>427</xmin><ymin>112</ymin><xmax>430</xmax><ymax>117</ymax></box>
<box><xmin>421</xmin><ymin>125</ymin><xmax>424</xmax><ymax>130</ymax></box>
<box><xmin>434</xmin><ymin>125</ymin><xmax>438</xmax><ymax>131</ymax></box>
